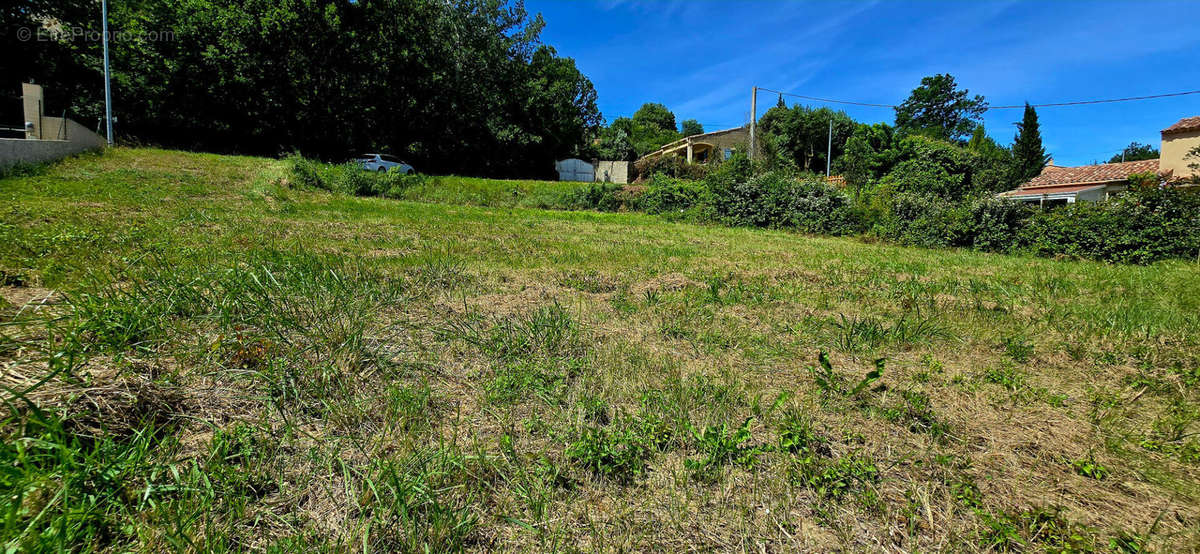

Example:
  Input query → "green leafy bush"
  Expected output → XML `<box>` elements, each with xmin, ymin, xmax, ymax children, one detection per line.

<box><xmin>640</xmin><ymin>174</ymin><xmax>712</xmax><ymax>216</ymax></box>
<box><xmin>286</xmin><ymin>154</ymin><xmax>426</xmax><ymax>199</ymax></box>
<box><xmin>632</xmin><ymin>154</ymin><xmax>709</xmax><ymax>181</ymax></box>
<box><xmin>560</xmin><ymin>182</ymin><xmax>636</xmax><ymax>212</ymax></box>
<box><xmin>876</xmin><ymin>191</ymin><xmax>973</xmax><ymax>248</ymax></box>
<box><xmin>876</xmin><ymin>191</ymin><xmax>1034</xmax><ymax>253</ymax></box>
<box><xmin>1020</xmin><ymin>181</ymin><xmax>1200</xmax><ymax>264</ymax></box>
<box><xmin>970</xmin><ymin>195</ymin><xmax>1033</xmax><ymax>251</ymax></box>
<box><xmin>710</xmin><ymin>171</ymin><xmax>863</xmax><ymax>234</ymax></box>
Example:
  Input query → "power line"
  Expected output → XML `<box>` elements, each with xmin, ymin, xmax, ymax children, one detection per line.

<box><xmin>990</xmin><ymin>90</ymin><xmax>1200</xmax><ymax>109</ymax></box>
<box><xmin>754</xmin><ymin>87</ymin><xmax>1200</xmax><ymax>111</ymax></box>
<box><xmin>757</xmin><ymin>87</ymin><xmax>896</xmax><ymax>108</ymax></box>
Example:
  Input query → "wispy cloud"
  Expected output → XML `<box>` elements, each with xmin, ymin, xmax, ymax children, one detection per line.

<box><xmin>531</xmin><ymin>0</ymin><xmax>1200</xmax><ymax>165</ymax></box>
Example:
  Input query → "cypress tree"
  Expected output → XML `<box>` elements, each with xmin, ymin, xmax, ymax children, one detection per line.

<box><xmin>1011</xmin><ymin>103</ymin><xmax>1049</xmax><ymax>182</ymax></box>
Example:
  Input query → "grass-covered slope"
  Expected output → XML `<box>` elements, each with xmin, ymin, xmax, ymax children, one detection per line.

<box><xmin>2</xmin><ymin>148</ymin><xmax>1199</xmax><ymax>551</ymax></box>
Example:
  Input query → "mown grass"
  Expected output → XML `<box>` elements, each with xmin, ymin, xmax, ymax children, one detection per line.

<box><xmin>1</xmin><ymin>147</ymin><xmax>1199</xmax><ymax>551</ymax></box>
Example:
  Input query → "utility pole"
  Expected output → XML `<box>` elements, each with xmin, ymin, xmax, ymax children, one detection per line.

<box><xmin>826</xmin><ymin>119</ymin><xmax>832</xmax><ymax>177</ymax></box>
<box><xmin>749</xmin><ymin>86</ymin><xmax>757</xmax><ymax>161</ymax></box>
<box><xmin>102</xmin><ymin>0</ymin><xmax>113</xmax><ymax>145</ymax></box>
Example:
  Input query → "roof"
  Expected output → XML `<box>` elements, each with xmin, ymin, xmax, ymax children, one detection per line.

<box><xmin>1162</xmin><ymin>116</ymin><xmax>1200</xmax><ymax>135</ymax></box>
<box><xmin>638</xmin><ymin>125</ymin><xmax>748</xmax><ymax>161</ymax></box>
<box><xmin>1018</xmin><ymin>159</ymin><xmax>1160</xmax><ymax>189</ymax></box>
<box><xmin>999</xmin><ymin>183</ymin><xmax>1106</xmax><ymax>198</ymax></box>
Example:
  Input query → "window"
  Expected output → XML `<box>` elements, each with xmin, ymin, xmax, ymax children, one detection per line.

<box><xmin>381</xmin><ymin>154</ymin><xmax>402</xmax><ymax>163</ymax></box>
<box><xmin>723</xmin><ymin>148</ymin><xmax>733</xmax><ymax>160</ymax></box>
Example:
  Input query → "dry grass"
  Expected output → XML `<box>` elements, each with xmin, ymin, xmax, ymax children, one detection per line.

<box><xmin>1</xmin><ymin>148</ymin><xmax>1199</xmax><ymax>551</ymax></box>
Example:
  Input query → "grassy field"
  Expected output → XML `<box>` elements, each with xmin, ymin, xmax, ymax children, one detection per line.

<box><xmin>2</xmin><ymin>148</ymin><xmax>1199</xmax><ymax>552</ymax></box>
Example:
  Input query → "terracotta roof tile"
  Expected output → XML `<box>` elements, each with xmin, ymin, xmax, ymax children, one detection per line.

<box><xmin>1000</xmin><ymin>183</ymin><xmax>1105</xmax><ymax>197</ymax></box>
<box><xmin>1019</xmin><ymin>159</ymin><xmax>1159</xmax><ymax>189</ymax></box>
<box><xmin>1163</xmin><ymin>116</ymin><xmax>1200</xmax><ymax>135</ymax></box>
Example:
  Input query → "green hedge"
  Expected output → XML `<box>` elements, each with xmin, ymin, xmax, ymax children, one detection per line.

<box><xmin>874</xmin><ymin>184</ymin><xmax>1200</xmax><ymax>263</ymax></box>
<box><xmin>1020</xmin><ymin>184</ymin><xmax>1200</xmax><ymax>264</ymax></box>
<box><xmin>286</xmin><ymin>154</ymin><xmax>425</xmax><ymax>198</ymax></box>
<box><xmin>287</xmin><ymin>153</ymin><xmax>1200</xmax><ymax>264</ymax></box>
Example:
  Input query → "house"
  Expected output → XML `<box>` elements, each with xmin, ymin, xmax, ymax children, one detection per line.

<box><xmin>1161</xmin><ymin>116</ymin><xmax>1200</xmax><ymax>178</ymax></box>
<box><xmin>638</xmin><ymin>125</ymin><xmax>749</xmax><ymax>164</ymax></box>
<box><xmin>1000</xmin><ymin>115</ymin><xmax>1199</xmax><ymax>206</ymax></box>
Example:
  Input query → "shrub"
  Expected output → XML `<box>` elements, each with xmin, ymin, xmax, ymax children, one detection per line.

<box><xmin>632</xmin><ymin>155</ymin><xmax>709</xmax><ymax>181</ymax></box>
<box><xmin>640</xmin><ymin>174</ymin><xmax>712</xmax><ymax>215</ymax></box>
<box><xmin>970</xmin><ymin>195</ymin><xmax>1032</xmax><ymax>252</ymax></box>
<box><xmin>876</xmin><ymin>191</ymin><xmax>1033</xmax><ymax>253</ymax></box>
<box><xmin>709</xmin><ymin>171</ymin><xmax>862</xmax><ymax>234</ymax></box>
<box><xmin>285</xmin><ymin>153</ymin><xmax>324</xmax><ymax>189</ymax></box>
<box><xmin>286</xmin><ymin>154</ymin><xmax>426</xmax><ymax>199</ymax></box>
<box><xmin>1020</xmin><ymin>183</ymin><xmax>1200</xmax><ymax>263</ymax></box>
<box><xmin>560</xmin><ymin>182</ymin><xmax>635</xmax><ymax>212</ymax></box>
<box><xmin>876</xmin><ymin>191</ymin><xmax>973</xmax><ymax>248</ymax></box>
<box><xmin>882</xmin><ymin>158</ymin><xmax>965</xmax><ymax>200</ymax></box>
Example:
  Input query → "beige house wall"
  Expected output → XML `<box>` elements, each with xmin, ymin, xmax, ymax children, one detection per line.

<box><xmin>1161</xmin><ymin>129</ymin><xmax>1200</xmax><ymax>180</ymax></box>
<box><xmin>639</xmin><ymin>126</ymin><xmax>750</xmax><ymax>163</ymax></box>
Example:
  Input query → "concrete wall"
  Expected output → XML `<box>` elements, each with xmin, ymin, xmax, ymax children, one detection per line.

<box><xmin>1</xmin><ymin>138</ymin><xmax>88</xmax><ymax>167</ymax></box>
<box><xmin>593</xmin><ymin>160</ymin><xmax>628</xmax><ymax>184</ymax></box>
<box><xmin>1162</xmin><ymin>129</ymin><xmax>1200</xmax><ymax>180</ymax></box>
<box><xmin>2</xmin><ymin>82</ymin><xmax>107</xmax><ymax>168</ymax></box>
<box><xmin>0</xmin><ymin>119</ymin><xmax>106</xmax><ymax>168</ymax></box>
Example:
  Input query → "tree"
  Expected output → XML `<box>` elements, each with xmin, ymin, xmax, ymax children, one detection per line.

<box><xmin>680</xmin><ymin>119</ymin><xmax>704</xmax><ymax>137</ymax></box>
<box><xmin>966</xmin><ymin>124</ymin><xmax>1016</xmax><ymax>193</ymax></box>
<box><xmin>759</xmin><ymin>103</ymin><xmax>856</xmax><ymax>172</ymax></box>
<box><xmin>836</xmin><ymin>122</ymin><xmax>897</xmax><ymax>187</ymax></box>
<box><xmin>894</xmin><ymin>74</ymin><xmax>988</xmax><ymax>142</ymax></box>
<box><xmin>633</xmin><ymin>103</ymin><xmax>677</xmax><ymax>133</ymax></box>
<box><xmin>596</xmin><ymin>117</ymin><xmax>637</xmax><ymax>161</ymax></box>
<box><xmin>1108</xmin><ymin>142</ymin><xmax>1159</xmax><ymax>163</ymax></box>
<box><xmin>1010</xmin><ymin>103</ymin><xmax>1049</xmax><ymax>183</ymax></box>
<box><xmin>7</xmin><ymin>0</ymin><xmax>603</xmax><ymax>178</ymax></box>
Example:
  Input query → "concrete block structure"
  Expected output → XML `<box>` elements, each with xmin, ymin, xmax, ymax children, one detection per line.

<box><xmin>1</xmin><ymin>83</ymin><xmax>106</xmax><ymax>168</ymax></box>
<box><xmin>593</xmin><ymin>160</ymin><xmax>628</xmax><ymax>183</ymax></box>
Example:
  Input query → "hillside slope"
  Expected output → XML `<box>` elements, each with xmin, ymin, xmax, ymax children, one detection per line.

<box><xmin>2</xmin><ymin>148</ymin><xmax>1199</xmax><ymax>551</ymax></box>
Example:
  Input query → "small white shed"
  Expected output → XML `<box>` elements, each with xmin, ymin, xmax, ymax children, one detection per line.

<box><xmin>555</xmin><ymin>158</ymin><xmax>594</xmax><ymax>182</ymax></box>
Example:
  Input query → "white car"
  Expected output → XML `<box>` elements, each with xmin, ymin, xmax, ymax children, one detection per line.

<box><xmin>356</xmin><ymin>153</ymin><xmax>414</xmax><ymax>174</ymax></box>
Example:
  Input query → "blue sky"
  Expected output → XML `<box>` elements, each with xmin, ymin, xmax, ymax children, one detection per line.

<box><xmin>526</xmin><ymin>0</ymin><xmax>1200</xmax><ymax>166</ymax></box>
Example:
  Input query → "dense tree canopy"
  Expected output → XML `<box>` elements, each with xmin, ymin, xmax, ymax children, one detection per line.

<box><xmin>6</xmin><ymin>0</ymin><xmax>602</xmax><ymax>178</ymax></box>
<box><xmin>632</xmin><ymin>103</ymin><xmax>677</xmax><ymax>133</ymax></box>
<box><xmin>680</xmin><ymin>119</ymin><xmax>704</xmax><ymax>137</ymax></box>
<box><xmin>894</xmin><ymin>74</ymin><xmax>988</xmax><ymax>142</ymax></box>
<box><xmin>758</xmin><ymin>102</ymin><xmax>856</xmax><ymax>173</ymax></box>
<box><xmin>838</xmin><ymin>122</ymin><xmax>897</xmax><ymax>188</ymax></box>
<box><xmin>594</xmin><ymin>103</ymin><xmax>685</xmax><ymax>161</ymax></box>
<box><xmin>1108</xmin><ymin>142</ymin><xmax>1159</xmax><ymax>163</ymax></box>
